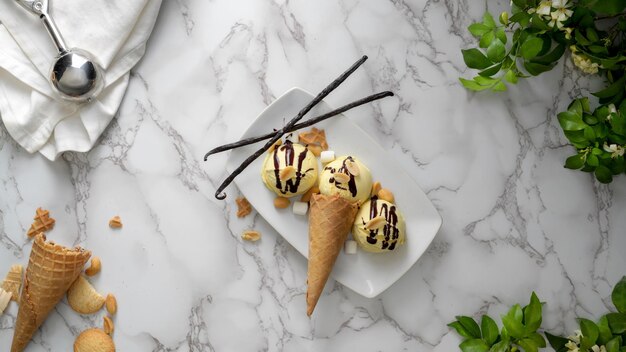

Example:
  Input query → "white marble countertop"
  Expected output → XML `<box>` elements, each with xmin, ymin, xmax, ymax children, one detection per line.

<box><xmin>1</xmin><ymin>0</ymin><xmax>625</xmax><ymax>351</ymax></box>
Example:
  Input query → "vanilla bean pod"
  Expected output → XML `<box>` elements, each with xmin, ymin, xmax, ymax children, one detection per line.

<box><xmin>213</xmin><ymin>55</ymin><xmax>368</xmax><ymax>199</ymax></box>
<box><xmin>203</xmin><ymin>91</ymin><xmax>393</xmax><ymax>159</ymax></box>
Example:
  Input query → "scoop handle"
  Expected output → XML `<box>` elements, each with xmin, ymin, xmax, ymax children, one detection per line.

<box><xmin>15</xmin><ymin>0</ymin><xmax>68</xmax><ymax>53</ymax></box>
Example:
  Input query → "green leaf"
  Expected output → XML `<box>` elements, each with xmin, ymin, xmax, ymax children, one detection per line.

<box><xmin>606</xmin><ymin>336</ymin><xmax>622</xmax><ymax>352</ymax></box>
<box><xmin>586</xmin><ymin>27</ymin><xmax>600</xmax><ymax>42</ymax></box>
<box><xmin>504</xmin><ymin>70</ymin><xmax>518</xmax><ymax>84</ymax></box>
<box><xmin>495</xmin><ymin>28</ymin><xmax>507</xmax><ymax>44</ymax></box>
<box><xmin>584</xmin><ymin>126</ymin><xmax>596</xmax><ymax>141</ymax></box>
<box><xmin>565</xmin><ymin>154</ymin><xmax>585</xmax><ymax>169</ymax></box>
<box><xmin>460</xmin><ymin>338</ymin><xmax>490</xmax><ymax>352</ymax></box>
<box><xmin>469</xmin><ymin>23</ymin><xmax>492</xmax><ymax>37</ymax></box>
<box><xmin>524</xmin><ymin>61</ymin><xmax>554</xmax><ymax>76</ymax></box>
<box><xmin>545</xmin><ymin>332</ymin><xmax>569</xmax><ymax>352</ymax></box>
<box><xmin>489</xmin><ymin>340</ymin><xmax>509</xmax><ymax>352</ymax></box>
<box><xmin>530</xmin><ymin>14</ymin><xmax>550</xmax><ymax>30</ymax></box>
<box><xmin>588</xmin><ymin>154</ymin><xmax>600</xmax><ymax>167</ymax></box>
<box><xmin>487</xmin><ymin>40</ymin><xmax>506</xmax><ymax>62</ymax></box>
<box><xmin>524</xmin><ymin>292</ymin><xmax>543</xmax><ymax>332</ymax></box>
<box><xmin>598</xmin><ymin>315</ymin><xmax>614</xmax><ymax>345</ymax></box>
<box><xmin>517</xmin><ymin>338</ymin><xmax>539</xmax><ymax>352</ymax></box>
<box><xmin>580</xmin><ymin>318</ymin><xmax>600</xmax><ymax>345</ymax></box>
<box><xmin>457</xmin><ymin>316</ymin><xmax>482</xmax><ymax>339</ymax></box>
<box><xmin>463</xmin><ymin>49</ymin><xmax>492</xmax><ymax>69</ymax></box>
<box><xmin>492</xmin><ymin>81</ymin><xmax>507</xmax><ymax>92</ymax></box>
<box><xmin>580</xmin><ymin>0</ymin><xmax>626</xmax><ymax>15</ymax></box>
<box><xmin>558</xmin><ymin>111</ymin><xmax>587</xmax><ymax>131</ymax></box>
<box><xmin>479</xmin><ymin>63</ymin><xmax>503</xmax><ymax>77</ymax></box>
<box><xmin>480</xmin><ymin>31</ymin><xmax>496</xmax><ymax>49</ymax></box>
<box><xmin>511</xmin><ymin>0</ymin><xmax>527</xmax><ymax>9</ymax></box>
<box><xmin>449</xmin><ymin>321</ymin><xmax>475</xmax><ymax>339</ymax></box>
<box><xmin>483</xmin><ymin>12</ymin><xmax>496</xmax><ymax>28</ymax></box>
<box><xmin>613</xmin><ymin>276</ymin><xmax>626</xmax><ymax>313</ymax></box>
<box><xmin>520</xmin><ymin>36</ymin><xmax>544</xmax><ymax>59</ymax></box>
<box><xmin>502</xmin><ymin>304</ymin><xmax>524</xmax><ymax>339</ymax></box>
<box><xmin>527</xmin><ymin>332</ymin><xmax>547</xmax><ymax>347</ymax></box>
<box><xmin>509</xmin><ymin>12</ymin><xmax>531</xmax><ymax>26</ymax></box>
<box><xmin>593</xmin><ymin>76</ymin><xmax>626</xmax><ymax>100</ymax></box>
<box><xmin>459</xmin><ymin>78</ymin><xmax>492</xmax><ymax>91</ymax></box>
<box><xmin>596</xmin><ymin>165</ymin><xmax>613</xmax><ymax>183</ymax></box>
<box><xmin>533</xmin><ymin>44</ymin><xmax>566</xmax><ymax>65</ymax></box>
<box><xmin>481</xmin><ymin>315</ymin><xmax>499</xmax><ymax>346</ymax></box>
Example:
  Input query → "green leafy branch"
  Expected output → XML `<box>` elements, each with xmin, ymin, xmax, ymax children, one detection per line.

<box><xmin>460</xmin><ymin>0</ymin><xmax>626</xmax><ymax>183</ymax></box>
<box><xmin>449</xmin><ymin>276</ymin><xmax>626</xmax><ymax>352</ymax></box>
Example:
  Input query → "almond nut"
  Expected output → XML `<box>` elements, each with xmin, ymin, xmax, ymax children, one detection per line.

<box><xmin>279</xmin><ymin>166</ymin><xmax>296</xmax><ymax>181</ymax></box>
<box><xmin>103</xmin><ymin>316</ymin><xmax>114</xmax><ymax>335</ymax></box>
<box><xmin>85</xmin><ymin>257</ymin><xmax>102</xmax><ymax>277</ymax></box>
<box><xmin>308</xmin><ymin>145</ymin><xmax>322</xmax><ymax>157</ymax></box>
<box><xmin>300</xmin><ymin>186</ymin><xmax>320</xmax><ymax>203</ymax></box>
<box><xmin>332</xmin><ymin>172</ymin><xmax>350</xmax><ymax>183</ymax></box>
<box><xmin>377</xmin><ymin>188</ymin><xmax>395</xmax><ymax>203</ymax></box>
<box><xmin>371</xmin><ymin>182</ymin><xmax>382</xmax><ymax>197</ymax></box>
<box><xmin>273</xmin><ymin>197</ymin><xmax>290</xmax><ymax>209</ymax></box>
<box><xmin>345</xmin><ymin>160</ymin><xmax>360</xmax><ymax>176</ymax></box>
<box><xmin>105</xmin><ymin>294</ymin><xmax>117</xmax><ymax>315</ymax></box>
<box><xmin>365</xmin><ymin>216</ymin><xmax>387</xmax><ymax>230</ymax></box>
<box><xmin>241</xmin><ymin>230</ymin><xmax>261</xmax><ymax>242</ymax></box>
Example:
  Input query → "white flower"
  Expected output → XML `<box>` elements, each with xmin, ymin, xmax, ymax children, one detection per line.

<box><xmin>567</xmin><ymin>330</ymin><xmax>582</xmax><ymax>344</ymax></box>
<box><xmin>536</xmin><ymin>1</ymin><xmax>552</xmax><ymax>15</ymax></box>
<box><xmin>607</xmin><ymin>104</ymin><xmax>617</xmax><ymax>122</ymax></box>
<box><xmin>591</xmin><ymin>345</ymin><xmax>608</xmax><ymax>352</ymax></box>
<box><xmin>572</xmin><ymin>52</ymin><xmax>600</xmax><ymax>74</ymax></box>
<box><xmin>562</xmin><ymin>27</ymin><xmax>573</xmax><ymax>40</ymax></box>
<box><xmin>604</xmin><ymin>144</ymin><xmax>625</xmax><ymax>158</ymax></box>
<box><xmin>549</xmin><ymin>0</ymin><xmax>573</xmax><ymax>28</ymax></box>
<box><xmin>565</xmin><ymin>340</ymin><xmax>579</xmax><ymax>352</ymax></box>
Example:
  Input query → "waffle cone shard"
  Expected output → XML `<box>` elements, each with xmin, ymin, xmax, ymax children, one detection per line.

<box><xmin>11</xmin><ymin>234</ymin><xmax>91</xmax><ymax>352</ymax></box>
<box><xmin>306</xmin><ymin>193</ymin><xmax>358</xmax><ymax>316</ymax></box>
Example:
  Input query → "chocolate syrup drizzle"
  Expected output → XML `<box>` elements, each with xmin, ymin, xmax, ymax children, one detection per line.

<box><xmin>272</xmin><ymin>141</ymin><xmax>314</xmax><ymax>194</ymax></box>
<box><xmin>361</xmin><ymin>196</ymin><xmax>400</xmax><ymax>250</ymax></box>
<box><xmin>323</xmin><ymin>156</ymin><xmax>358</xmax><ymax>197</ymax></box>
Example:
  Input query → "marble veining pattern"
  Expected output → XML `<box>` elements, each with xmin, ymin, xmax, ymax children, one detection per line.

<box><xmin>0</xmin><ymin>0</ymin><xmax>625</xmax><ymax>351</ymax></box>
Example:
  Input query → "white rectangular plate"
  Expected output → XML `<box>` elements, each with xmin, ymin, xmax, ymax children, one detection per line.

<box><xmin>226</xmin><ymin>87</ymin><xmax>442</xmax><ymax>298</ymax></box>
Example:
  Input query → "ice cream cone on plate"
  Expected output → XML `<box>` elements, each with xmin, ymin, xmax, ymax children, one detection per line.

<box><xmin>306</xmin><ymin>193</ymin><xmax>358</xmax><ymax>316</ymax></box>
<box><xmin>11</xmin><ymin>233</ymin><xmax>91</xmax><ymax>352</ymax></box>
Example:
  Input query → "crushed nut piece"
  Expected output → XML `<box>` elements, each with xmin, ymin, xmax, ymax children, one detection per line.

<box><xmin>371</xmin><ymin>182</ymin><xmax>382</xmax><ymax>198</ymax></box>
<box><xmin>85</xmin><ymin>257</ymin><xmax>102</xmax><ymax>277</ymax></box>
<box><xmin>236</xmin><ymin>197</ymin><xmax>252</xmax><ymax>218</ymax></box>
<box><xmin>27</xmin><ymin>207</ymin><xmax>55</xmax><ymax>238</ymax></box>
<box><xmin>377</xmin><ymin>189</ymin><xmax>395</xmax><ymax>203</ymax></box>
<box><xmin>109</xmin><ymin>216</ymin><xmax>122</xmax><ymax>229</ymax></box>
<box><xmin>332</xmin><ymin>172</ymin><xmax>350</xmax><ymax>183</ymax></box>
<box><xmin>241</xmin><ymin>230</ymin><xmax>261</xmax><ymax>242</ymax></box>
<box><xmin>273</xmin><ymin>197</ymin><xmax>290</xmax><ymax>209</ymax></box>
<box><xmin>301</xmin><ymin>186</ymin><xmax>320</xmax><ymax>203</ymax></box>
<box><xmin>279</xmin><ymin>166</ymin><xmax>296</xmax><ymax>181</ymax></box>
<box><xmin>103</xmin><ymin>316</ymin><xmax>114</xmax><ymax>335</ymax></box>
<box><xmin>366</xmin><ymin>216</ymin><xmax>387</xmax><ymax>230</ymax></box>
<box><xmin>1</xmin><ymin>264</ymin><xmax>23</xmax><ymax>302</ymax></box>
<box><xmin>105</xmin><ymin>293</ymin><xmax>117</xmax><ymax>315</ymax></box>
<box><xmin>299</xmin><ymin>128</ymin><xmax>329</xmax><ymax>150</ymax></box>
<box><xmin>345</xmin><ymin>160</ymin><xmax>360</xmax><ymax>176</ymax></box>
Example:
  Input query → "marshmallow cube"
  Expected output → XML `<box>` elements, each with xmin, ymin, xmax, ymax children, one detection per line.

<box><xmin>320</xmin><ymin>150</ymin><xmax>335</xmax><ymax>163</ymax></box>
<box><xmin>292</xmin><ymin>201</ymin><xmax>309</xmax><ymax>216</ymax></box>
<box><xmin>344</xmin><ymin>240</ymin><xmax>357</xmax><ymax>254</ymax></box>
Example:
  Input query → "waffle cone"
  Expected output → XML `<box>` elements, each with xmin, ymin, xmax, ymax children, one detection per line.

<box><xmin>11</xmin><ymin>234</ymin><xmax>91</xmax><ymax>352</ymax></box>
<box><xmin>306</xmin><ymin>193</ymin><xmax>358</xmax><ymax>316</ymax></box>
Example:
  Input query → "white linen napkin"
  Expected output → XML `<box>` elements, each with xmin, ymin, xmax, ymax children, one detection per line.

<box><xmin>0</xmin><ymin>0</ymin><xmax>163</xmax><ymax>160</ymax></box>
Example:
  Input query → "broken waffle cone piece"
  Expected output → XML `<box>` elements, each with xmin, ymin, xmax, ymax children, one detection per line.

<box><xmin>74</xmin><ymin>328</ymin><xmax>115</xmax><ymax>352</ymax></box>
<box><xmin>108</xmin><ymin>216</ymin><xmax>122</xmax><ymax>229</ymax></box>
<box><xmin>236</xmin><ymin>197</ymin><xmax>252</xmax><ymax>218</ymax></box>
<box><xmin>67</xmin><ymin>275</ymin><xmax>105</xmax><ymax>314</ymax></box>
<box><xmin>306</xmin><ymin>194</ymin><xmax>358</xmax><ymax>316</ymax></box>
<box><xmin>11</xmin><ymin>234</ymin><xmax>91</xmax><ymax>352</ymax></box>
<box><xmin>299</xmin><ymin>127</ymin><xmax>329</xmax><ymax>150</ymax></box>
<box><xmin>2</xmin><ymin>264</ymin><xmax>23</xmax><ymax>302</ymax></box>
<box><xmin>0</xmin><ymin>288</ymin><xmax>11</xmax><ymax>313</ymax></box>
<box><xmin>26</xmin><ymin>208</ymin><xmax>55</xmax><ymax>238</ymax></box>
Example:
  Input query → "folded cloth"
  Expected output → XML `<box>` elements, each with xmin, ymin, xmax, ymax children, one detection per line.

<box><xmin>0</xmin><ymin>0</ymin><xmax>162</xmax><ymax>160</ymax></box>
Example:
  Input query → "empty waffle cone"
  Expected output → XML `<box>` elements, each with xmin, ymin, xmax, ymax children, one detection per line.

<box><xmin>11</xmin><ymin>234</ymin><xmax>91</xmax><ymax>352</ymax></box>
<box><xmin>306</xmin><ymin>193</ymin><xmax>358</xmax><ymax>316</ymax></box>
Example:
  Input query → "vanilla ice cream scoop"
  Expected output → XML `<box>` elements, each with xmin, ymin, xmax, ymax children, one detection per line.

<box><xmin>352</xmin><ymin>197</ymin><xmax>405</xmax><ymax>252</ymax></box>
<box><xmin>319</xmin><ymin>156</ymin><xmax>372</xmax><ymax>204</ymax></box>
<box><xmin>261</xmin><ymin>141</ymin><xmax>318</xmax><ymax>197</ymax></box>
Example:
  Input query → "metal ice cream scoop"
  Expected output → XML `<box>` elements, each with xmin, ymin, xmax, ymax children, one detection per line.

<box><xmin>15</xmin><ymin>0</ymin><xmax>104</xmax><ymax>102</ymax></box>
